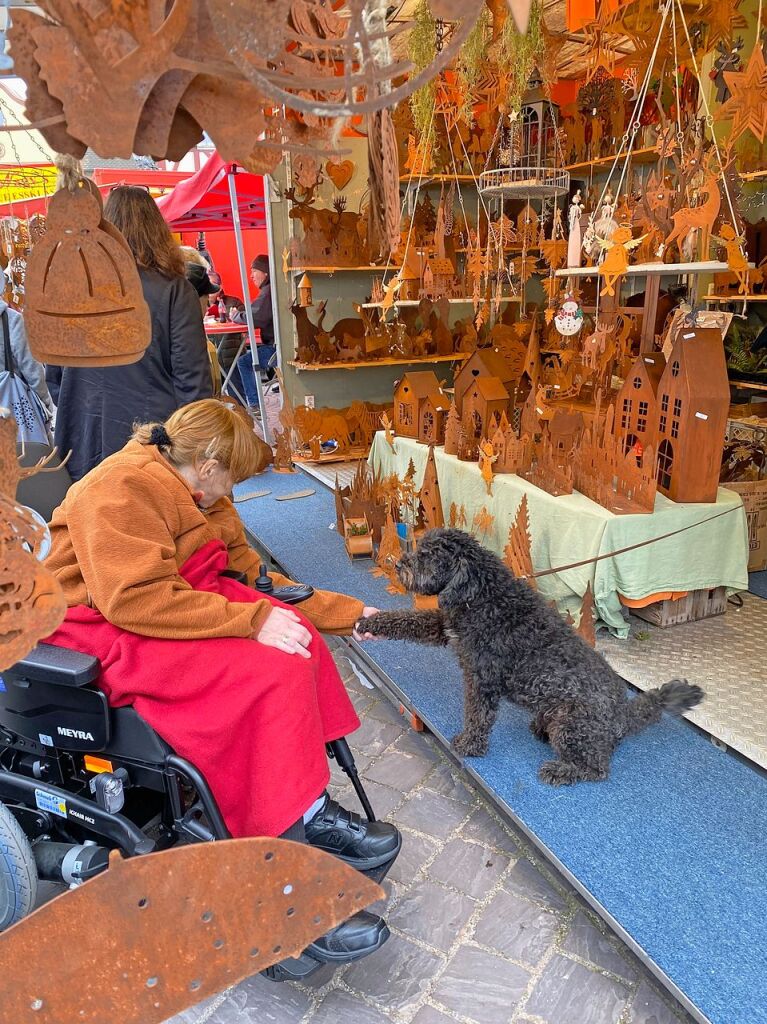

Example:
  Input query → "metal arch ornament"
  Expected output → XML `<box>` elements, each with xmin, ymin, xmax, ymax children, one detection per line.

<box><xmin>205</xmin><ymin>0</ymin><xmax>490</xmax><ymax>118</ymax></box>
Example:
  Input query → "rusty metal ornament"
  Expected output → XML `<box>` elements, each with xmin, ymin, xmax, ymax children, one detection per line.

<box><xmin>206</xmin><ymin>0</ymin><xmax>487</xmax><ymax>118</ymax></box>
<box><xmin>25</xmin><ymin>179</ymin><xmax>151</xmax><ymax>367</ymax></box>
<box><xmin>0</xmin><ymin>840</ymin><xmax>383</xmax><ymax>1024</ymax></box>
<box><xmin>0</xmin><ymin>412</ymin><xmax>67</xmax><ymax>671</ymax></box>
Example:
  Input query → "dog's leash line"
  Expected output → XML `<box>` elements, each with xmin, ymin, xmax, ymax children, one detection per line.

<box><xmin>523</xmin><ymin>505</ymin><xmax>742</xmax><ymax>581</ymax></box>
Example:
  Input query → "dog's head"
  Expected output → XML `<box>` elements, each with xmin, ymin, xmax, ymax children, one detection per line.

<box><xmin>397</xmin><ymin>528</ymin><xmax>486</xmax><ymax>602</ymax></box>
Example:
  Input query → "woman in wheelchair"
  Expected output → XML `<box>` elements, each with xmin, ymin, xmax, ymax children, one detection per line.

<box><xmin>43</xmin><ymin>399</ymin><xmax>400</xmax><ymax>961</ymax></box>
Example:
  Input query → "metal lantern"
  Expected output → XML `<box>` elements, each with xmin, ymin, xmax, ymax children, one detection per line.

<box><xmin>297</xmin><ymin>273</ymin><xmax>313</xmax><ymax>307</ymax></box>
<box><xmin>521</xmin><ymin>67</ymin><xmax>559</xmax><ymax>169</ymax></box>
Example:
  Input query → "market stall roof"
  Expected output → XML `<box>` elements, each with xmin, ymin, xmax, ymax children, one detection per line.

<box><xmin>155</xmin><ymin>153</ymin><xmax>267</xmax><ymax>232</ymax></box>
<box><xmin>0</xmin><ymin>165</ymin><xmax>186</xmax><ymax>219</ymax></box>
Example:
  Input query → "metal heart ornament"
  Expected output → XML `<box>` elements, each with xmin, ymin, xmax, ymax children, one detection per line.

<box><xmin>326</xmin><ymin>159</ymin><xmax>355</xmax><ymax>190</ymax></box>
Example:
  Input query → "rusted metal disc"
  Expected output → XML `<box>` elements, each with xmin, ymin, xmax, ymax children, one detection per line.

<box><xmin>0</xmin><ymin>840</ymin><xmax>383</xmax><ymax>1023</ymax></box>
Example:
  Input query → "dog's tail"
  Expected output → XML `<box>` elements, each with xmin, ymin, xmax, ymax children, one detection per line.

<box><xmin>622</xmin><ymin>679</ymin><xmax>704</xmax><ymax>736</ymax></box>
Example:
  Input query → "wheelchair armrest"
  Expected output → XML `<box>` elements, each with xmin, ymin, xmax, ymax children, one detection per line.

<box><xmin>271</xmin><ymin>584</ymin><xmax>314</xmax><ymax>605</ymax></box>
<box><xmin>221</xmin><ymin>569</ymin><xmax>248</xmax><ymax>584</ymax></box>
<box><xmin>4</xmin><ymin>643</ymin><xmax>100</xmax><ymax>688</ymax></box>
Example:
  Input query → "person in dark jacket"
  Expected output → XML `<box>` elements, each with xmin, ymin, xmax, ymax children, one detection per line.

<box><xmin>232</xmin><ymin>254</ymin><xmax>277</xmax><ymax>402</ymax></box>
<box><xmin>46</xmin><ymin>186</ymin><xmax>213</xmax><ymax>481</ymax></box>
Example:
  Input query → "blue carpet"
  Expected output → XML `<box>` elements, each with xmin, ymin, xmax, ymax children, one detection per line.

<box><xmin>236</xmin><ymin>470</ymin><xmax>767</xmax><ymax>1024</ymax></box>
<box><xmin>749</xmin><ymin>571</ymin><xmax>767</xmax><ymax>599</ymax></box>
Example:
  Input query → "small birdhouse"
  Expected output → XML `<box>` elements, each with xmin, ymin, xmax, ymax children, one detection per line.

<box><xmin>297</xmin><ymin>273</ymin><xmax>313</xmax><ymax>307</ymax></box>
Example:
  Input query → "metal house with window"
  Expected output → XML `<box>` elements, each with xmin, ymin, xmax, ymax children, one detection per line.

<box><xmin>655</xmin><ymin>328</ymin><xmax>729</xmax><ymax>503</ymax></box>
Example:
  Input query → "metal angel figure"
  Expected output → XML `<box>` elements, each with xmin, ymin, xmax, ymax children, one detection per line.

<box><xmin>594</xmin><ymin>226</ymin><xmax>646</xmax><ymax>297</ymax></box>
<box><xmin>713</xmin><ymin>224</ymin><xmax>751</xmax><ymax>294</ymax></box>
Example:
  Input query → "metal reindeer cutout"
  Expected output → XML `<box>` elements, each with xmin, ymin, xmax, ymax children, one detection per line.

<box><xmin>0</xmin><ymin>412</ymin><xmax>67</xmax><ymax>671</ymax></box>
<box><xmin>25</xmin><ymin>178</ymin><xmax>150</xmax><ymax>366</ymax></box>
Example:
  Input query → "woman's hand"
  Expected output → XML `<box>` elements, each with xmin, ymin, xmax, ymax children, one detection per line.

<box><xmin>256</xmin><ymin>606</ymin><xmax>313</xmax><ymax>658</ymax></box>
<box><xmin>353</xmin><ymin>606</ymin><xmax>381</xmax><ymax>641</ymax></box>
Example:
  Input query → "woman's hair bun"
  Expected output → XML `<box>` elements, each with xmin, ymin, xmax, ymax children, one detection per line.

<box><xmin>148</xmin><ymin>424</ymin><xmax>172</xmax><ymax>448</ymax></box>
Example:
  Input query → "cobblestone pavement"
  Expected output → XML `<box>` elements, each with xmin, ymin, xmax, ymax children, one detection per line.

<box><xmin>169</xmin><ymin>644</ymin><xmax>696</xmax><ymax>1024</ymax></box>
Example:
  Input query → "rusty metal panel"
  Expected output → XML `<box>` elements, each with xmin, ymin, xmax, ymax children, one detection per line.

<box><xmin>0</xmin><ymin>840</ymin><xmax>382</xmax><ymax>1023</ymax></box>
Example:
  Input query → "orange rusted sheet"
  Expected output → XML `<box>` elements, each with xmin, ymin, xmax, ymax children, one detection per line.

<box><xmin>0</xmin><ymin>839</ymin><xmax>382</xmax><ymax>1023</ymax></box>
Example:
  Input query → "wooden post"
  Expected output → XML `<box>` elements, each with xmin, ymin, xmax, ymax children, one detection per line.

<box><xmin>639</xmin><ymin>274</ymin><xmax>661</xmax><ymax>352</ymax></box>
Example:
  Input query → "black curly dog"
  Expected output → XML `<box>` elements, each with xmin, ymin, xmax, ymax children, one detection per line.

<box><xmin>356</xmin><ymin>529</ymin><xmax>704</xmax><ymax>786</ymax></box>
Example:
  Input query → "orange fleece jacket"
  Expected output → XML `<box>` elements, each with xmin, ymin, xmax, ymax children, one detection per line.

<box><xmin>45</xmin><ymin>440</ymin><xmax>364</xmax><ymax>639</ymax></box>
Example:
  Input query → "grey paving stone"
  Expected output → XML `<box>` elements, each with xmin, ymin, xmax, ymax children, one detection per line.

<box><xmin>388</xmin><ymin>828</ymin><xmax>439</xmax><ymax>886</ymax></box>
<box><xmin>205</xmin><ymin>974</ymin><xmax>312</xmax><ymax>1023</ymax></box>
<box><xmin>525</xmin><ymin>953</ymin><xmax>630</xmax><ymax>1024</ymax></box>
<box><xmin>394</xmin><ymin>789</ymin><xmax>471</xmax><ymax>839</ymax></box>
<box><xmin>462</xmin><ymin>804</ymin><xmax>521</xmax><ymax>855</ymax></box>
<box><xmin>422</xmin><ymin>761</ymin><xmax>477</xmax><ymax>806</ymax></box>
<box><xmin>391</xmin><ymin>728</ymin><xmax>442</xmax><ymax>763</ymax></box>
<box><xmin>410</xmin><ymin>1007</ymin><xmax>455</xmax><ymax>1024</ymax></box>
<box><xmin>562</xmin><ymin>912</ymin><xmax>639</xmax><ymax>982</ymax></box>
<box><xmin>503</xmin><ymin>857</ymin><xmax>567</xmax><ymax>912</ymax></box>
<box><xmin>311</xmin><ymin>988</ymin><xmax>394</xmax><ymax>1024</ymax></box>
<box><xmin>367</xmin><ymin>877</ymin><xmax>399</xmax><ymax>917</ymax></box>
<box><xmin>364</xmin><ymin>695</ymin><xmax>408</xmax><ymax>727</ymax></box>
<box><xmin>428</xmin><ymin>836</ymin><xmax>510</xmax><ymax>899</ymax></box>
<box><xmin>349</xmin><ymin>777</ymin><xmax>404</xmax><ymax>820</ymax></box>
<box><xmin>389</xmin><ymin>878</ymin><xmax>477</xmax><ymax>952</ymax></box>
<box><xmin>165</xmin><ymin>993</ymin><xmax>222</xmax><ymax>1024</ymax></box>
<box><xmin>349</xmin><ymin>687</ymin><xmax>378</xmax><ymax>715</ymax></box>
<box><xmin>431</xmin><ymin>944</ymin><xmax>531</xmax><ymax>1023</ymax></box>
<box><xmin>363</xmin><ymin>749</ymin><xmax>435</xmax><ymax>792</ymax></box>
<box><xmin>344</xmin><ymin>931</ymin><xmax>443</xmax><ymax>1012</ymax></box>
<box><xmin>472</xmin><ymin>890</ymin><xmax>559</xmax><ymax>967</ymax></box>
<box><xmin>347</xmin><ymin>715</ymin><xmax>403</xmax><ymax>759</ymax></box>
<box><xmin>629</xmin><ymin>980</ymin><xmax>693</xmax><ymax>1024</ymax></box>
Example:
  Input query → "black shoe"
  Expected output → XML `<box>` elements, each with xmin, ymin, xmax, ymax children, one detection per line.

<box><xmin>306</xmin><ymin>911</ymin><xmax>390</xmax><ymax>963</ymax></box>
<box><xmin>304</xmin><ymin>796</ymin><xmax>402</xmax><ymax>870</ymax></box>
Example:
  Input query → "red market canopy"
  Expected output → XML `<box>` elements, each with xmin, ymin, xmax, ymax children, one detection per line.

<box><xmin>155</xmin><ymin>153</ymin><xmax>267</xmax><ymax>232</ymax></box>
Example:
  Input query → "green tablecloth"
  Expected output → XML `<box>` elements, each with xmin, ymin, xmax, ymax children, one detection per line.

<box><xmin>368</xmin><ymin>432</ymin><xmax>750</xmax><ymax>638</ymax></box>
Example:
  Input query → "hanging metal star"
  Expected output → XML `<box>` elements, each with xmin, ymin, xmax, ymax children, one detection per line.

<box><xmin>719</xmin><ymin>45</ymin><xmax>767</xmax><ymax>143</ymax></box>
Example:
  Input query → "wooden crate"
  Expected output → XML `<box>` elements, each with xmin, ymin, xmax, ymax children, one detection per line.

<box><xmin>632</xmin><ymin>587</ymin><xmax>728</xmax><ymax>628</ymax></box>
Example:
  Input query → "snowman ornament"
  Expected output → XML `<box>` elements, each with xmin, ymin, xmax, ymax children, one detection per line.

<box><xmin>554</xmin><ymin>295</ymin><xmax>584</xmax><ymax>337</ymax></box>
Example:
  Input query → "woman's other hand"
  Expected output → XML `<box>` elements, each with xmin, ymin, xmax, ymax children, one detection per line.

<box><xmin>353</xmin><ymin>606</ymin><xmax>381</xmax><ymax>641</ymax></box>
<box><xmin>256</xmin><ymin>606</ymin><xmax>313</xmax><ymax>658</ymax></box>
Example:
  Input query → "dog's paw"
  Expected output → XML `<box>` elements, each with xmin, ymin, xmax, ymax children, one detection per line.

<box><xmin>451</xmin><ymin>732</ymin><xmax>488</xmax><ymax>758</ymax></box>
<box><xmin>355</xmin><ymin>615</ymin><xmax>381</xmax><ymax>636</ymax></box>
<box><xmin>538</xmin><ymin>760</ymin><xmax>579</xmax><ymax>786</ymax></box>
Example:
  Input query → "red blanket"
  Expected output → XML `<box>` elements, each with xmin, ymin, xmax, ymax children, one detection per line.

<box><xmin>46</xmin><ymin>540</ymin><xmax>360</xmax><ymax>837</ymax></box>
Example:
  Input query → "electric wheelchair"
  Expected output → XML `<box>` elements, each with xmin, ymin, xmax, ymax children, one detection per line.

<box><xmin>0</xmin><ymin>444</ymin><xmax>393</xmax><ymax>982</ymax></box>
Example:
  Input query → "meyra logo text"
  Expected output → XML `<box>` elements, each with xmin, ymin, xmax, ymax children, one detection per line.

<box><xmin>57</xmin><ymin>726</ymin><xmax>95</xmax><ymax>742</ymax></box>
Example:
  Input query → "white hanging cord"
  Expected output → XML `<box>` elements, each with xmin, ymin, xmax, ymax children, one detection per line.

<box><xmin>593</xmin><ymin>0</ymin><xmax>672</xmax><ymax>214</ymax></box>
<box><xmin>673</xmin><ymin>0</ymin><xmax>741</xmax><ymax>237</ymax></box>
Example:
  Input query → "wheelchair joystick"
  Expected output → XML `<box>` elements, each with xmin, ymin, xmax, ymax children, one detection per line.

<box><xmin>255</xmin><ymin>563</ymin><xmax>274</xmax><ymax>593</ymax></box>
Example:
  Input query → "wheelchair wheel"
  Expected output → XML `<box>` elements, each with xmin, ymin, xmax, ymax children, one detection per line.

<box><xmin>0</xmin><ymin>800</ymin><xmax>38</xmax><ymax>931</ymax></box>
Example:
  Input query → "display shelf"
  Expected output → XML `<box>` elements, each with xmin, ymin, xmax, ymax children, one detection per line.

<box><xmin>564</xmin><ymin>147</ymin><xmax>659</xmax><ymax>175</ymax></box>
<box><xmin>289</xmin><ymin>265</ymin><xmax>384</xmax><ymax>273</ymax></box>
<box><xmin>739</xmin><ymin>168</ymin><xmax>767</xmax><ymax>182</ymax></box>
<box><xmin>398</xmin><ymin>173</ymin><xmax>476</xmax><ymax>184</ymax></box>
<box><xmin>706</xmin><ymin>294</ymin><xmax>767</xmax><ymax>302</ymax></box>
<box><xmin>555</xmin><ymin>260</ymin><xmax>732</xmax><ymax>278</ymax></box>
<box><xmin>360</xmin><ymin>296</ymin><xmax>522</xmax><ymax>309</ymax></box>
<box><xmin>288</xmin><ymin>353</ymin><xmax>470</xmax><ymax>371</ymax></box>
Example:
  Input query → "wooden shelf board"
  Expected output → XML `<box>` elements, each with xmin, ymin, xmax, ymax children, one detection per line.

<box><xmin>565</xmin><ymin>147</ymin><xmax>659</xmax><ymax>174</ymax></box>
<box><xmin>288</xmin><ymin>353</ymin><xmax>470</xmax><ymax>371</ymax></box>
<box><xmin>740</xmin><ymin>169</ymin><xmax>767</xmax><ymax>182</ymax></box>
<box><xmin>730</xmin><ymin>378</ymin><xmax>767</xmax><ymax>392</ymax></box>
<box><xmin>361</xmin><ymin>296</ymin><xmax>522</xmax><ymax>309</ymax></box>
<box><xmin>289</xmin><ymin>265</ymin><xmax>384</xmax><ymax>273</ymax></box>
<box><xmin>555</xmin><ymin>260</ymin><xmax>732</xmax><ymax>278</ymax></box>
<box><xmin>399</xmin><ymin>173</ymin><xmax>477</xmax><ymax>184</ymax></box>
<box><xmin>706</xmin><ymin>294</ymin><xmax>767</xmax><ymax>302</ymax></box>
